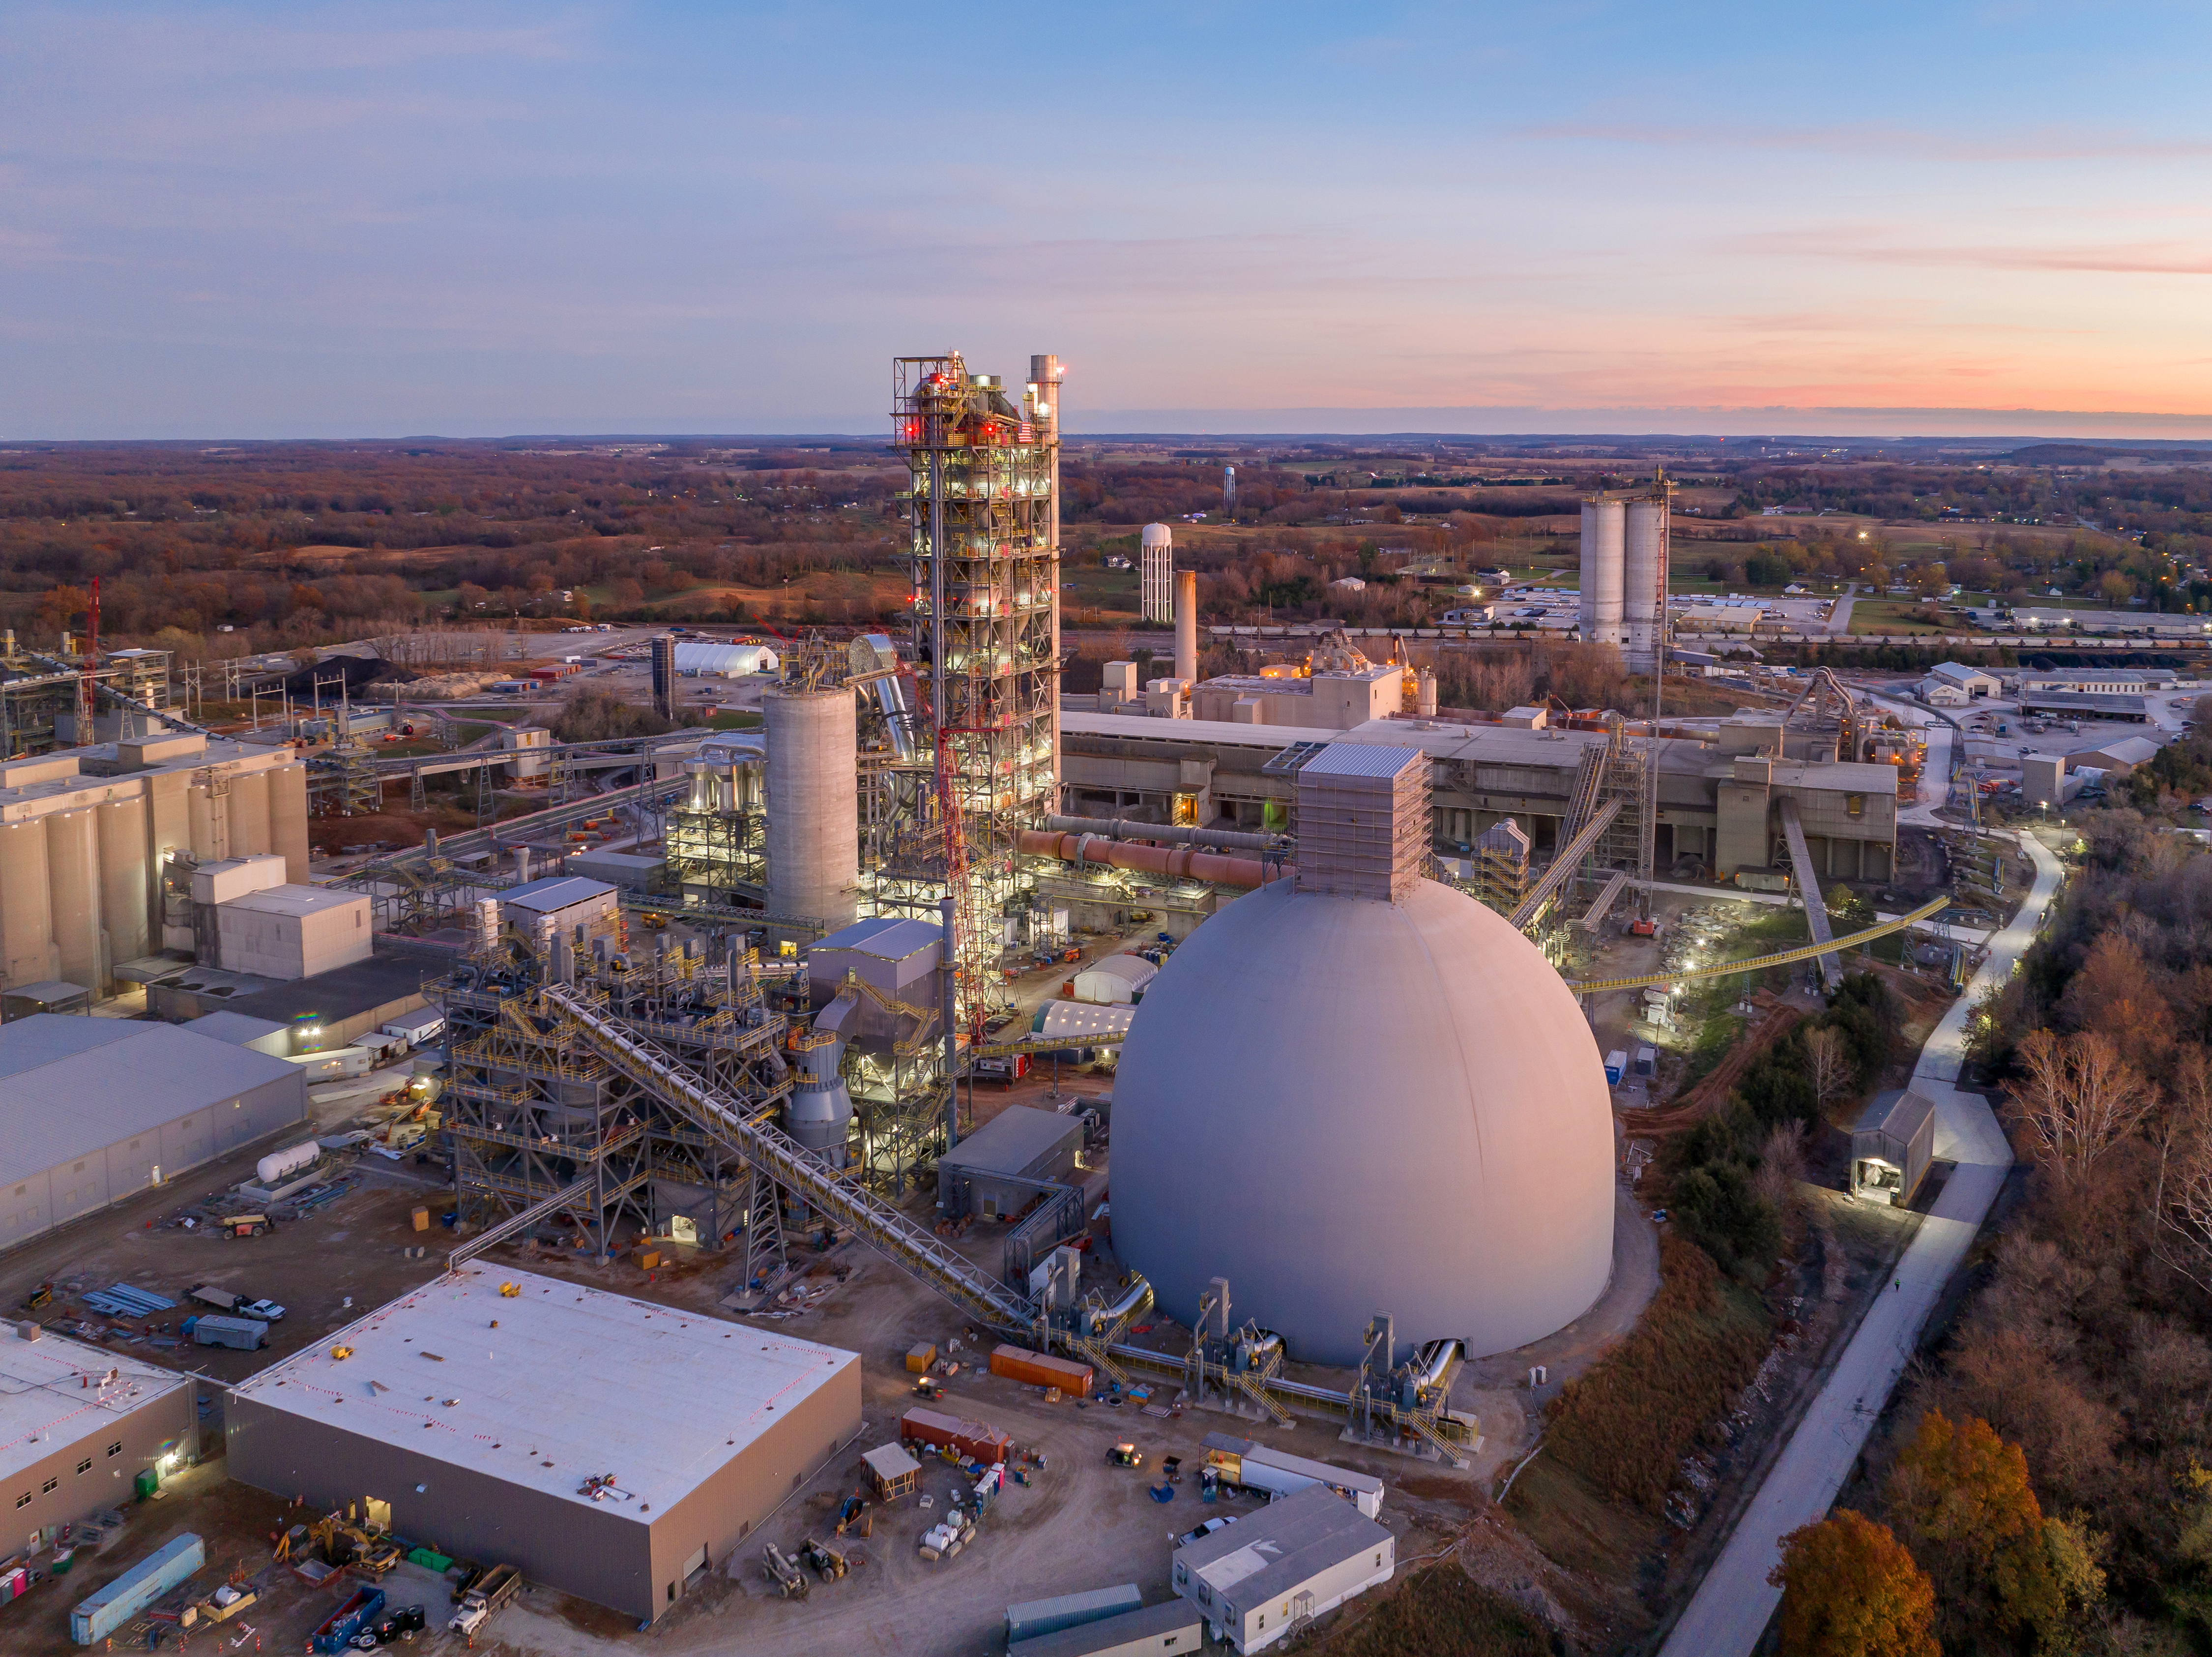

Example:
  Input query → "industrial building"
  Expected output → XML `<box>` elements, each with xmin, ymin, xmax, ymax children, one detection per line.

<box><xmin>0</xmin><ymin>1323</ymin><xmax>197</xmax><ymax>1542</ymax></box>
<box><xmin>0</xmin><ymin>1016</ymin><xmax>306</xmax><ymax>1250</ymax></box>
<box><xmin>1171</xmin><ymin>1483</ymin><xmax>1395</xmax><ymax>1654</ymax></box>
<box><xmin>225</xmin><ymin>1267</ymin><xmax>863</xmax><ymax>1622</ymax></box>
<box><xmin>1059</xmin><ymin>705</ymin><xmax>1899</xmax><ymax>886</ymax></box>
<box><xmin>936</xmin><ymin>1103</ymin><xmax>1083</xmax><ymax>1220</ymax></box>
<box><xmin>1923</xmin><ymin>662</ymin><xmax>2002</xmax><ymax>700</ymax></box>
<box><xmin>1012</xmin><ymin>1598</ymin><xmax>1204</xmax><ymax>1657</ymax></box>
<box><xmin>0</xmin><ymin>731</ymin><xmax>308</xmax><ymax>997</ymax></box>
<box><xmin>1851</xmin><ymin>1089</ymin><xmax>1937</xmax><ymax>1208</ymax></box>
<box><xmin>1111</xmin><ymin>745</ymin><xmax>1617</xmax><ymax>1365</ymax></box>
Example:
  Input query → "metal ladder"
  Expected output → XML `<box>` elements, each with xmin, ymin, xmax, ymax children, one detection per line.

<box><xmin>541</xmin><ymin>983</ymin><xmax>1039</xmax><ymax>1333</ymax></box>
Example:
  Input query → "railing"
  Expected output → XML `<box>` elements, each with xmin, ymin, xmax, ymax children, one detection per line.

<box><xmin>542</xmin><ymin>984</ymin><xmax>1038</xmax><ymax>1332</ymax></box>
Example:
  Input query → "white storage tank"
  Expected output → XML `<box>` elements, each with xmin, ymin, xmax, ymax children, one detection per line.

<box><xmin>45</xmin><ymin>808</ymin><xmax>103</xmax><ymax>993</ymax></box>
<box><xmin>0</xmin><ymin>818</ymin><xmax>59</xmax><ymax>988</ymax></box>
<box><xmin>255</xmin><ymin>1141</ymin><xmax>321</xmax><ymax>1186</ymax></box>
<box><xmin>764</xmin><ymin>683</ymin><xmax>858</xmax><ymax>928</ymax></box>
<box><xmin>1624</xmin><ymin>497</ymin><xmax>1669</xmax><ymax>675</ymax></box>
<box><xmin>1578</xmin><ymin>499</ymin><xmax>1625</xmax><ymax>646</ymax></box>
<box><xmin>96</xmin><ymin>797</ymin><xmax>151</xmax><ymax>967</ymax></box>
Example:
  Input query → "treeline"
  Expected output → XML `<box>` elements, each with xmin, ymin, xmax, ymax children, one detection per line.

<box><xmin>1771</xmin><ymin>817</ymin><xmax>2212</xmax><ymax>1652</ymax></box>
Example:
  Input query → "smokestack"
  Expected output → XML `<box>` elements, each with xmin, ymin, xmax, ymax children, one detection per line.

<box><xmin>1175</xmin><ymin>570</ymin><xmax>1197</xmax><ymax>685</ymax></box>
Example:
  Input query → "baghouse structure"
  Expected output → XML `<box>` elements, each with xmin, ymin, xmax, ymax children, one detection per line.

<box><xmin>1109</xmin><ymin>743</ymin><xmax>1617</xmax><ymax>1366</ymax></box>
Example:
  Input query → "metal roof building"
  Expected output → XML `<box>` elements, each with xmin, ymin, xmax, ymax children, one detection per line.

<box><xmin>938</xmin><ymin>1103</ymin><xmax>1084</xmax><ymax>1220</ymax></box>
<box><xmin>0</xmin><ymin>1016</ymin><xmax>306</xmax><ymax>1252</ymax></box>
<box><xmin>225</xmin><ymin>1266</ymin><xmax>862</xmax><ymax>1623</ymax></box>
<box><xmin>0</xmin><ymin>1323</ymin><xmax>197</xmax><ymax>1542</ymax></box>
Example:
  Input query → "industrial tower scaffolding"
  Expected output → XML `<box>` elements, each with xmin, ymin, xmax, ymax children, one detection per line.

<box><xmin>891</xmin><ymin>352</ymin><xmax>1064</xmax><ymax>1047</ymax></box>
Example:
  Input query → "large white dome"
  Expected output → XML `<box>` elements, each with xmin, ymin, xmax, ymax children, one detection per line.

<box><xmin>1111</xmin><ymin>876</ymin><xmax>1616</xmax><ymax>1367</ymax></box>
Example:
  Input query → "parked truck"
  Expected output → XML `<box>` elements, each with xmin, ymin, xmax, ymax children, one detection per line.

<box><xmin>180</xmin><ymin>1314</ymin><xmax>268</xmax><ymax>1351</ymax></box>
<box><xmin>448</xmin><ymin>1563</ymin><xmax>520</xmax><ymax>1636</ymax></box>
<box><xmin>70</xmin><ymin>1534</ymin><xmax>204</xmax><ymax>1645</ymax></box>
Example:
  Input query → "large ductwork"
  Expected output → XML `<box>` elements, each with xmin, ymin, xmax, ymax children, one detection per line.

<box><xmin>786</xmin><ymin>989</ymin><xmax>856</xmax><ymax>1167</ymax></box>
<box><xmin>1017</xmin><ymin>829</ymin><xmax>1283</xmax><ymax>889</ymax></box>
<box><xmin>1043</xmin><ymin>815</ymin><xmax>1280</xmax><ymax>853</ymax></box>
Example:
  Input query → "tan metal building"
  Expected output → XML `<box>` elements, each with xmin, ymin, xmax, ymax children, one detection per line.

<box><xmin>0</xmin><ymin>1325</ymin><xmax>196</xmax><ymax>1545</ymax></box>
<box><xmin>226</xmin><ymin>1266</ymin><xmax>863</xmax><ymax>1621</ymax></box>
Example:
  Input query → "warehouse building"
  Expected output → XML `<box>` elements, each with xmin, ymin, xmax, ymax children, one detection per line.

<box><xmin>0</xmin><ymin>1016</ymin><xmax>306</xmax><ymax>1250</ymax></box>
<box><xmin>1171</xmin><ymin>1484</ymin><xmax>1394</xmax><ymax>1653</ymax></box>
<box><xmin>0</xmin><ymin>1323</ymin><xmax>197</xmax><ymax>1543</ymax></box>
<box><xmin>226</xmin><ymin>1267</ymin><xmax>863</xmax><ymax>1622</ymax></box>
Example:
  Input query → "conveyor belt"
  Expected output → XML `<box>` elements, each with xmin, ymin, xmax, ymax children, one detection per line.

<box><xmin>1566</xmin><ymin>894</ymin><xmax>1948</xmax><ymax>994</ymax></box>
<box><xmin>1776</xmin><ymin>797</ymin><xmax>1841</xmax><ymax>989</ymax></box>
<box><xmin>542</xmin><ymin>983</ymin><xmax>1038</xmax><ymax>1332</ymax></box>
<box><xmin>1507</xmin><ymin>797</ymin><xmax>1622</xmax><ymax>932</ymax></box>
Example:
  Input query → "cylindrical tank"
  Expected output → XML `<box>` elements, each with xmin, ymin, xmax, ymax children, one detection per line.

<box><xmin>1175</xmin><ymin>570</ymin><xmax>1198</xmax><ymax>685</ymax></box>
<box><xmin>0</xmin><ymin>820</ymin><xmax>57</xmax><ymax>987</ymax></box>
<box><xmin>764</xmin><ymin>684</ymin><xmax>859</xmax><ymax>928</ymax></box>
<box><xmin>45</xmin><ymin>809</ymin><xmax>102</xmax><ymax>993</ymax></box>
<box><xmin>255</xmin><ymin>1141</ymin><xmax>320</xmax><ymax>1185</ymax></box>
<box><xmin>187</xmin><ymin>783</ymin><xmax>221</xmax><ymax>862</ymax></box>
<box><xmin>269</xmin><ymin>763</ymin><xmax>311</xmax><ymax>883</ymax></box>
<box><xmin>229</xmin><ymin>768</ymin><xmax>271</xmax><ymax>858</ymax></box>
<box><xmin>1416</xmin><ymin>667</ymin><xmax>1438</xmax><ymax>718</ymax></box>
<box><xmin>96</xmin><ymin>798</ymin><xmax>150</xmax><ymax>969</ymax></box>
<box><xmin>1624</xmin><ymin>497</ymin><xmax>1669</xmax><ymax>676</ymax></box>
<box><xmin>1578</xmin><ymin>499</ymin><xmax>1625</xmax><ymax>645</ymax></box>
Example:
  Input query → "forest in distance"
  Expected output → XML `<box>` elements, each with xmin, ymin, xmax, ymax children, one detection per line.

<box><xmin>0</xmin><ymin>436</ymin><xmax>2202</xmax><ymax>668</ymax></box>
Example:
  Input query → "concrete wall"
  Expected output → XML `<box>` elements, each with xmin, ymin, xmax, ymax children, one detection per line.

<box><xmin>0</xmin><ymin>1069</ymin><xmax>305</xmax><ymax>1252</ymax></box>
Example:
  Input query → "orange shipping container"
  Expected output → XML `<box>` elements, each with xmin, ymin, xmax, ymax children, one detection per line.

<box><xmin>989</xmin><ymin>1343</ymin><xmax>1094</xmax><ymax>1399</ymax></box>
<box><xmin>899</xmin><ymin>1407</ymin><xmax>1011</xmax><ymax>1466</ymax></box>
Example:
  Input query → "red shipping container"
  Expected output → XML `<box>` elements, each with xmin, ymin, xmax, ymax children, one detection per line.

<box><xmin>989</xmin><ymin>1343</ymin><xmax>1094</xmax><ymax>1399</ymax></box>
<box><xmin>899</xmin><ymin>1407</ymin><xmax>1011</xmax><ymax>1465</ymax></box>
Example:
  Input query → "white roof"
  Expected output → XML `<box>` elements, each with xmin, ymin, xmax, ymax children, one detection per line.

<box><xmin>219</xmin><ymin>885</ymin><xmax>368</xmax><ymax>918</ymax></box>
<box><xmin>673</xmin><ymin>642</ymin><xmax>778</xmax><ymax>676</ymax></box>
<box><xmin>1929</xmin><ymin>662</ymin><xmax>1998</xmax><ymax>686</ymax></box>
<box><xmin>0</xmin><ymin>1324</ymin><xmax>192</xmax><ymax>1486</ymax></box>
<box><xmin>0</xmin><ymin>1018</ymin><xmax>300</xmax><ymax>1185</ymax></box>
<box><xmin>499</xmin><ymin>876</ymin><xmax>617</xmax><ymax>915</ymax></box>
<box><xmin>229</xmin><ymin>1266</ymin><xmax>859</xmax><ymax>1519</ymax></box>
<box><xmin>1076</xmin><ymin>954</ymin><xmax>1156</xmax><ymax>986</ymax></box>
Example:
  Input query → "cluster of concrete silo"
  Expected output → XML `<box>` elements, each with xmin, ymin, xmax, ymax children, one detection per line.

<box><xmin>1578</xmin><ymin>485</ymin><xmax>1670</xmax><ymax>675</ymax></box>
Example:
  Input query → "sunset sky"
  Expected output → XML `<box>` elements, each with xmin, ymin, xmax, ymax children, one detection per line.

<box><xmin>6</xmin><ymin>1</ymin><xmax>2210</xmax><ymax>439</ymax></box>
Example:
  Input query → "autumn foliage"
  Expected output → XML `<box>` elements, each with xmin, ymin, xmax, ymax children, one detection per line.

<box><xmin>1770</xmin><ymin>1509</ymin><xmax>1939</xmax><ymax>1657</ymax></box>
<box><xmin>1543</xmin><ymin>1235</ymin><xmax>1769</xmax><ymax>1513</ymax></box>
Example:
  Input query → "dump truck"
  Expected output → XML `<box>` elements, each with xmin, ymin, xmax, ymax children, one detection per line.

<box><xmin>448</xmin><ymin>1563</ymin><xmax>520</xmax><ymax>1637</ymax></box>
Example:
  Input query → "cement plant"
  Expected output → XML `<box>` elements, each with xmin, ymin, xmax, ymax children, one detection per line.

<box><xmin>0</xmin><ymin>359</ymin><xmax>2150</xmax><ymax>1656</ymax></box>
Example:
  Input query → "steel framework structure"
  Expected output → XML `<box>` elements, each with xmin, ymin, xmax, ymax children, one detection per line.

<box><xmin>891</xmin><ymin>353</ymin><xmax>1063</xmax><ymax>1033</ymax></box>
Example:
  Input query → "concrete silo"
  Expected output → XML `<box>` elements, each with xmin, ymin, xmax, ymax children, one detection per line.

<box><xmin>96</xmin><ymin>797</ymin><xmax>150</xmax><ymax>969</ymax></box>
<box><xmin>0</xmin><ymin>819</ymin><xmax>59</xmax><ymax>987</ymax></box>
<box><xmin>1624</xmin><ymin>495</ymin><xmax>1670</xmax><ymax>676</ymax></box>
<box><xmin>1578</xmin><ymin>499</ymin><xmax>1625</xmax><ymax>646</ymax></box>
<box><xmin>764</xmin><ymin>682</ymin><xmax>858</xmax><ymax>929</ymax></box>
<box><xmin>46</xmin><ymin>809</ymin><xmax>103</xmax><ymax>992</ymax></box>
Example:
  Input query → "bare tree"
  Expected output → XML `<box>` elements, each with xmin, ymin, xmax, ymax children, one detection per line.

<box><xmin>2006</xmin><ymin>1030</ymin><xmax>2158</xmax><ymax>1192</ymax></box>
<box><xmin>1806</xmin><ymin>1025</ymin><xmax>1852</xmax><ymax>1115</ymax></box>
<box><xmin>2152</xmin><ymin>1054</ymin><xmax>2212</xmax><ymax>1290</ymax></box>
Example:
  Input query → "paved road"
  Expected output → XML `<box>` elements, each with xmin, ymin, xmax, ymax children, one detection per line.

<box><xmin>1658</xmin><ymin>830</ymin><xmax>2063</xmax><ymax>1657</ymax></box>
<box><xmin>1826</xmin><ymin>582</ymin><xmax>1858</xmax><ymax>636</ymax></box>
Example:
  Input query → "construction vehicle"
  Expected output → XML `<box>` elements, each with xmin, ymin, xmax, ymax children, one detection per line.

<box><xmin>312</xmin><ymin>1510</ymin><xmax>402</xmax><ymax>1575</ymax></box>
<box><xmin>448</xmin><ymin>1563</ymin><xmax>520</xmax><ymax>1636</ymax></box>
<box><xmin>799</xmin><ymin>1539</ymin><xmax>847</xmax><ymax>1580</ymax></box>
<box><xmin>1107</xmin><ymin>1443</ymin><xmax>1143</xmax><ymax>1469</ymax></box>
<box><xmin>216</xmin><ymin>1212</ymin><xmax>276</xmax><ymax>1239</ymax></box>
<box><xmin>761</xmin><ymin>1545</ymin><xmax>810</xmax><ymax>1599</ymax></box>
<box><xmin>22</xmin><ymin>1283</ymin><xmax>52</xmax><ymax>1312</ymax></box>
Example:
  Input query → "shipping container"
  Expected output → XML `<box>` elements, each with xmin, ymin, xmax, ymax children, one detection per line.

<box><xmin>1603</xmin><ymin>1049</ymin><xmax>1627</xmax><ymax>1086</ymax></box>
<box><xmin>990</xmin><ymin>1343</ymin><xmax>1095</xmax><ymax>1399</ymax></box>
<box><xmin>904</xmin><ymin>1342</ymin><xmax>936</xmax><ymax>1373</ymax></box>
<box><xmin>899</xmin><ymin>1406</ymin><xmax>1011</xmax><ymax>1466</ymax></box>
<box><xmin>70</xmin><ymin>1534</ymin><xmax>204</xmax><ymax>1645</ymax></box>
<box><xmin>1006</xmin><ymin>1584</ymin><xmax>1145</xmax><ymax>1644</ymax></box>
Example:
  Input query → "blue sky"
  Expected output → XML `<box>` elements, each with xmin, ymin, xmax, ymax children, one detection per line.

<box><xmin>5</xmin><ymin>2</ymin><xmax>2210</xmax><ymax>438</ymax></box>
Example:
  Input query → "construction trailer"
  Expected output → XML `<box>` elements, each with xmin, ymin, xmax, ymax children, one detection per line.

<box><xmin>0</xmin><ymin>1325</ymin><xmax>197</xmax><ymax>1547</ymax></box>
<box><xmin>1170</xmin><ymin>1484</ymin><xmax>1395</xmax><ymax>1654</ymax></box>
<box><xmin>225</xmin><ymin>1266</ymin><xmax>862</xmax><ymax>1623</ymax></box>
<box><xmin>1851</xmin><ymin>1088</ymin><xmax>1938</xmax><ymax>1208</ymax></box>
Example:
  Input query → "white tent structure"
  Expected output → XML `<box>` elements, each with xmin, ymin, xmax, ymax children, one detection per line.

<box><xmin>672</xmin><ymin>642</ymin><xmax>779</xmax><ymax>678</ymax></box>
